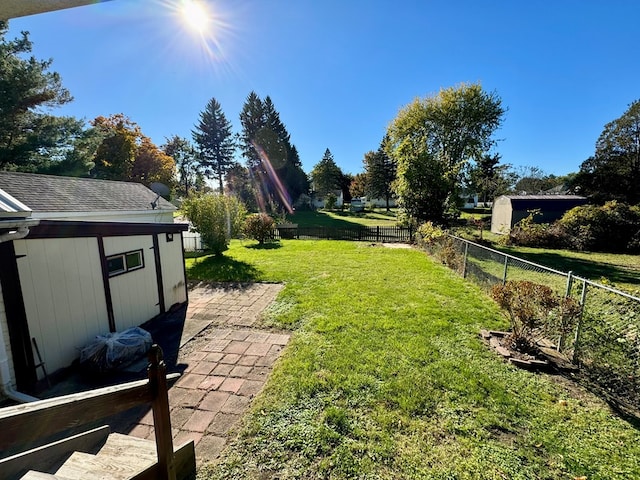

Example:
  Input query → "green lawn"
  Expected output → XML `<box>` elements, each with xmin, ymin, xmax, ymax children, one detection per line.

<box><xmin>190</xmin><ymin>240</ymin><xmax>640</xmax><ymax>479</ymax></box>
<box><xmin>285</xmin><ymin>209</ymin><xmax>398</xmax><ymax>227</ymax></box>
<box><xmin>454</xmin><ymin>225</ymin><xmax>640</xmax><ymax>293</ymax></box>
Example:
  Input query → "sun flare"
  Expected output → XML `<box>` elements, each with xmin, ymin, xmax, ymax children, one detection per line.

<box><xmin>180</xmin><ymin>0</ymin><xmax>211</xmax><ymax>33</ymax></box>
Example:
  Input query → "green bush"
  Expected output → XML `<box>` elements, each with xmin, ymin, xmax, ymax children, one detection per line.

<box><xmin>182</xmin><ymin>193</ymin><xmax>246</xmax><ymax>256</ymax></box>
<box><xmin>324</xmin><ymin>193</ymin><xmax>338</xmax><ymax>210</ymax></box>
<box><xmin>415</xmin><ymin>221</ymin><xmax>445</xmax><ymax>246</ymax></box>
<box><xmin>558</xmin><ymin>201</ymin><xmax>640</xmax><ymax>252</ymax></box>
<box><xmin>243</xmin><ymin>213</ymin><xmax>275</xmax><ymax>244</ymax></box>
<box><xmin>505</xmin><ymin>210</ymin><xmax>569</xmax><ymax>249</ymax></box>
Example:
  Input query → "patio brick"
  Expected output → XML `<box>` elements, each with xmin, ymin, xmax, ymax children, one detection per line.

<box><xmin>183</xmin><ymin>409</ymin><xmax>218</xmax><ymax>433</ymax></box>
<box><xmin>198</xmin><ymin>375</ymin><xmax>226</xmax><ymax>391</ymax></box>
<box><xmin>200</xmin><ymin>391</ymin><xmax>231</xmax><ymax>412</ymax></box>
<box><xmin>219</xmin><ymin>377</ymin><xmax>245</xmax><ymax>393</ymax></box>
<box><xmin>206</xmin><ymin>412</ymin><xmax>240</xmax><ymax>435</ymax></box>
<box><xmin>244</xmin><ymin>342</ymin><xmax>272</xmax><ymax>356</ymax></box>
<box><xmin>223</xmin><ymin>341</ymin><xmax>251</xmax><ymax>355</ymax></box>
<box><xmin>220</xmin><ymin>353</ymin><xmax>241</xmax><ymax>364</ymax></box>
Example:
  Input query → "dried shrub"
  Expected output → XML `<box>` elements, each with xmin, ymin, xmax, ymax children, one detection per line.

<box><xmin>491</xmin><ymin>280</ymin><xmax>560</xmax><ymax>354</ymax></box>
<box><xmin>243</xmin><ymin>213</ymin><xmax>275</xmax><ymax>244</ymax></box>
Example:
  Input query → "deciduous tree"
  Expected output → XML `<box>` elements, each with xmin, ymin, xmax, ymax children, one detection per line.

<box><xmin>164</xmin><ymin>135</ymin><xmax>199</xmax><ymax>196</ymax></box>
<box><xmin>350</xmin><ymin>172</ymin><xmax>368</xmax><ymax>198</ymax></box>
<box><xmin>90</xmin><ymin>114</ymin><xmax>140</xmax><ymax>180</ymax></box>
<box><xmin>574</xmin><ymin>100</ymin><xmax>640</xmax><ymax>204</ymax></box>
<box><xmin>386</xmin><ymin>83</ymin><xmax>504</xmax><ymax>222</ymax></box>
<box><xmin>182</xmin><ymin>193</ymin><xmax>247</xmax><ymax>256</ymax></box>
<box><xmin>131</xmin><ymin>136</ymin><xmax>176</xmax><ymax>188</ymax></box>
<box><xmin>364</xmin><ymin>139</ymin><xmax>396</xmax><ymax>210</ymax></box>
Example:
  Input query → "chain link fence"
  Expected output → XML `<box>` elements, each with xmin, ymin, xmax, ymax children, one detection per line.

<box><xmin>421</xmin><ymin>234</ymin><xmax>640</xmax><ymax>411</ymax></box>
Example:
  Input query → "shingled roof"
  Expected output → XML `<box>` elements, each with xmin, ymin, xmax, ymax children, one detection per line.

<box><xmin>0</xmin><ymin>172</ymin><xmax>175</xmax><ymax>213</ymax></box>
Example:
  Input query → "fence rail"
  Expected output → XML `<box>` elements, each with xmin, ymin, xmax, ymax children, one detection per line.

<box><xmin>273</xmin><ymin>225</ymin><xmax>414</xmax><ymax>242</ymax></box>
<box><xmin>183</xmin><ymin>226</ymin><xmax>414</xmax><ymax>252</ymax></box>
<box><xmin>422</xmin><ymin>234</ymin><xmax>640</xmax><ymax>412</ymax></box>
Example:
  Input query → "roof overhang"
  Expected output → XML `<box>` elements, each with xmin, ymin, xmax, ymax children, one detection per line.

<box><xmin>0</xmin><ymin>187</ymin><xmax>32</xmax><ymax>219</ymax></box>
<box><xmin>0</xmin><ymin>1</ymin><xmax>113</xmax><ymax>20</ymax></box>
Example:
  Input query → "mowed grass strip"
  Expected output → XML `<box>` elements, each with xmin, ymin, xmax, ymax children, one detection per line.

<box><xmin>191</xmin><ymin>241</ymin><xmax>640</xmax><ymax>479</ymax></box>
<box><xmin>286</xmin><ymin>209</ymin><xmax>398</xmax><ymax>227</ymax></box>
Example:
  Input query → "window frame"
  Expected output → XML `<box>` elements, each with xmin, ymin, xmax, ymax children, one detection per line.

<box><xmin>106</xmin><ymin>249</ymin><xmax>145</xmax><ymax>278</ymax></box>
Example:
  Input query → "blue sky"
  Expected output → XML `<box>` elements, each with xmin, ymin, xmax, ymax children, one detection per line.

<box><xmin>8</xmin><ymin>0</ymin><xmax>640</xmax><ymax>177</ymax></box>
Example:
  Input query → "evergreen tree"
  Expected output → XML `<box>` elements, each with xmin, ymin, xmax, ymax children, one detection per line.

<box><xmin>239</xmin><ymin>91</ymin><xmax>265</xmax><ymax>169</ymax></box>
<box><xmin>0</xmin><ymin>21</ymin><xmax>83</xmax><ymax>172</ymax></box>
<box><xmin>239</xmin><ymin>93</ymin><xmax>308</xmax><ymax>212</ymax></box>
<box><xmin>311</xmin><ymin>148</ymin><xmax>342</xmax><ymax>198</ymax></box>
<box><xmin>192</xmin><ymin>97</ymin><xmax>235</xmax><ymax>194</ymax></box>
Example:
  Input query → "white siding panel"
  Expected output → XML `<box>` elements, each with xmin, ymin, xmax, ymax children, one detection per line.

<box><xmin>0</xmin><ymin>281</ymin><xmax>16</xmax><ymax>391</ymax></box>
<box><xmin>159</xmin><ymin>233</ymin><xmax>187</xmax><ymax>309</ymax></box>
<box><xmin>103</xmin><ymin>235</ymin><xmax>159</xmax><ymax>331</ymax></box>
<box><xmin>14</xmin><ymin>238</ymin><xmax>109</xmax><ymax>376</ymax></box>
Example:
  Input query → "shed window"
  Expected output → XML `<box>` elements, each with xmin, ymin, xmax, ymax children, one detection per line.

<box><xmin>107</xmin><ymin>249</ymin><xmax>144</xmax><ymax>277</ymax></box>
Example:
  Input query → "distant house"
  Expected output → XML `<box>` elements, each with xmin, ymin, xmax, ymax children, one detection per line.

<box><xmin>0</xmin><ymin>172</ymin><xmax>187</xmax><ymax>398</ymax></box>
<box><xmin>311</xmin><ymin>190</ymin><xmax>344</xmax><ymax>209</ymax></box>
<box><xmin>491</xmin><ymin>194</ymin><xmax>588</xmax><ymax>234</ymax></box>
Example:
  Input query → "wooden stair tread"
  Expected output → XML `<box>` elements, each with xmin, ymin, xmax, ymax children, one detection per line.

<box><xmin>20</xmin><ymin>471</ymin><xmax>72</xmax><ymax>480</ymax></box>
<box><xmin>55</xmin><ymin>450</ymin><xmax>155</xmax><ymax>480</ymax></box>
<box><xmin>98</xmin><ymin>433</ymin><xmax>157</xmax><ymax>462</ymax></box>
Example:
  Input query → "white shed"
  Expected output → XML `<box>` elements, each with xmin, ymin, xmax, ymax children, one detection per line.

<box><xmin>0</xmin><ymin>173</ymin><xmax>187</xmax><ymax>398</ymax></box>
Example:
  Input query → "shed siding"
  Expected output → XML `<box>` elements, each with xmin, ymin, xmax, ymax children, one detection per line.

<box><xmin>159</xmin><ymin>233</ymin><xmax>187</xmax><ymax>309</ymax></box>
<box><xmin>0</xmin><ymin>281</ymin><xmax>16</xmax><ymax>390</ymax></box>
<box><xmin>13</xmin><ymin>238</ymin><xmax>108</xmax><ymax>376</ymax></box>
<box><xmin>103</xmin><ymin>235</ymin><xmax>160</xmax><ymax>331</ymax></box>
<box><xmin>490</xmin><ymin>196</ymin><xmax>513</xmax><ymax>233</ymax></box>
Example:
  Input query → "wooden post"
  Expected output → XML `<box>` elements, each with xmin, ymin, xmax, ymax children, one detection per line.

<box><xmin>148</xmin><ymin>345</ymin><xmax>176</xmax><ymax>480</ymax></box>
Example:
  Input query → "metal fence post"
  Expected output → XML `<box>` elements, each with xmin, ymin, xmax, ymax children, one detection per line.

<box><xmin>565</xmin><ymin>271</ymin><xmax>573</xmax><ymax>298</ymax></box>
<box><xmin>572</xmin><ymin>281</ymin><xmax>588</xmax><ymax>365</ymax></box>
<box><xmin>502</xmin><ymin>256</ymin><xmax>508</xmax><ymax>285</ymax></box>
<box><xmin>462</xmin><ymin>241</ymin><xmax>469</xmax><ymax>278</ymax></box>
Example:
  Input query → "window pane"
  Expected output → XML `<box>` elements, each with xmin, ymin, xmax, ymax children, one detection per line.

<box><xmin>107</xmin><ymin>256</ymin><xmax>125</xmax><ymax>275</ymax></box>
<box><xmin>126</xmin><ymin>251</ymin><xmax>142</xmax><ymax>270</ymax></box>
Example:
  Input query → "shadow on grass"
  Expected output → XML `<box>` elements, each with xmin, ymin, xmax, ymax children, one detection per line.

<box><xmin>288</xmin><ymin>210</ymin><xmax>365</xmax><ymax>228</ymax></box>
<box><xmin>506</xmin><ymin>250</ymin><xmax>640</xmax><ymax>286</ymax></box>
<box><xmin>246</xmin><ymin>242</ymin><xmax>282</xmax><ymax>250</ymax></box>
<box><xmin>187</xmin><ymin>254</ymin><xmax>261</xmax><ymax>282</ymax></box>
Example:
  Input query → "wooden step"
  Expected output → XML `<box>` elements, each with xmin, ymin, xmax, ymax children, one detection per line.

<box><xmin>54</xmin><ymin>449</ymin><xmax>155</xmax><ymax>480</ymax></box>
<box><xmin>1</xmin><ymin>425</ymin><xmax>110</xmax><ymax>480</ymax></box>
<box><xmin>19</xmin><ymin>471</ymin><xmax>72</xmax><ymax>479</ymax></box>
<box><xmin>97</xmin><ymin>433</ymin><xmax>157</xmax><ymax>464</ymax></box>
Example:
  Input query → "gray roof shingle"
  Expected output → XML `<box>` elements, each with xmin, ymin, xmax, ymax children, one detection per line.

<box><xmin>0</xmin><ymin>172</ymin><xmax>175</xmax><ymax>213</ymax></box>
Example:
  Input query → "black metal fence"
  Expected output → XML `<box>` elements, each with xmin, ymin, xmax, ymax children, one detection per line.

<box><xmin>182</xmin><ymin>225</ymin><xmax>414</xmax><ymax>252</ymax></box>
<box><xmin>420</xmin><ymin>234</ymin><xmax>640</xmax><ymax>412</ymax></box>
<box><xmin>273</xmin><ymin>225</ymin><xmax>414</xmax><ymax>243</ymax></box>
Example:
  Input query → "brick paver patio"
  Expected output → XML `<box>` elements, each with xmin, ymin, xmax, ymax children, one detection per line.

<box><xmin>128</xmin><ymin>282</ymin><xmax>288</xmax><ymax>466</ymax></box>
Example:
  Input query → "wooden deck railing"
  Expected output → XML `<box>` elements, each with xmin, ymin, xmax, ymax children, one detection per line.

<box><xmin>0</xmin><ymin>344</ymin><xmax>190</xmax><ymax>480</ymax></box>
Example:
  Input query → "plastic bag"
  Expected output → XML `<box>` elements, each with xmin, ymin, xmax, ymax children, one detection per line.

<box><xmin>80</xmin><ymin>326</ymin><xmax>153</xmax><ymax>372</ymax></box>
